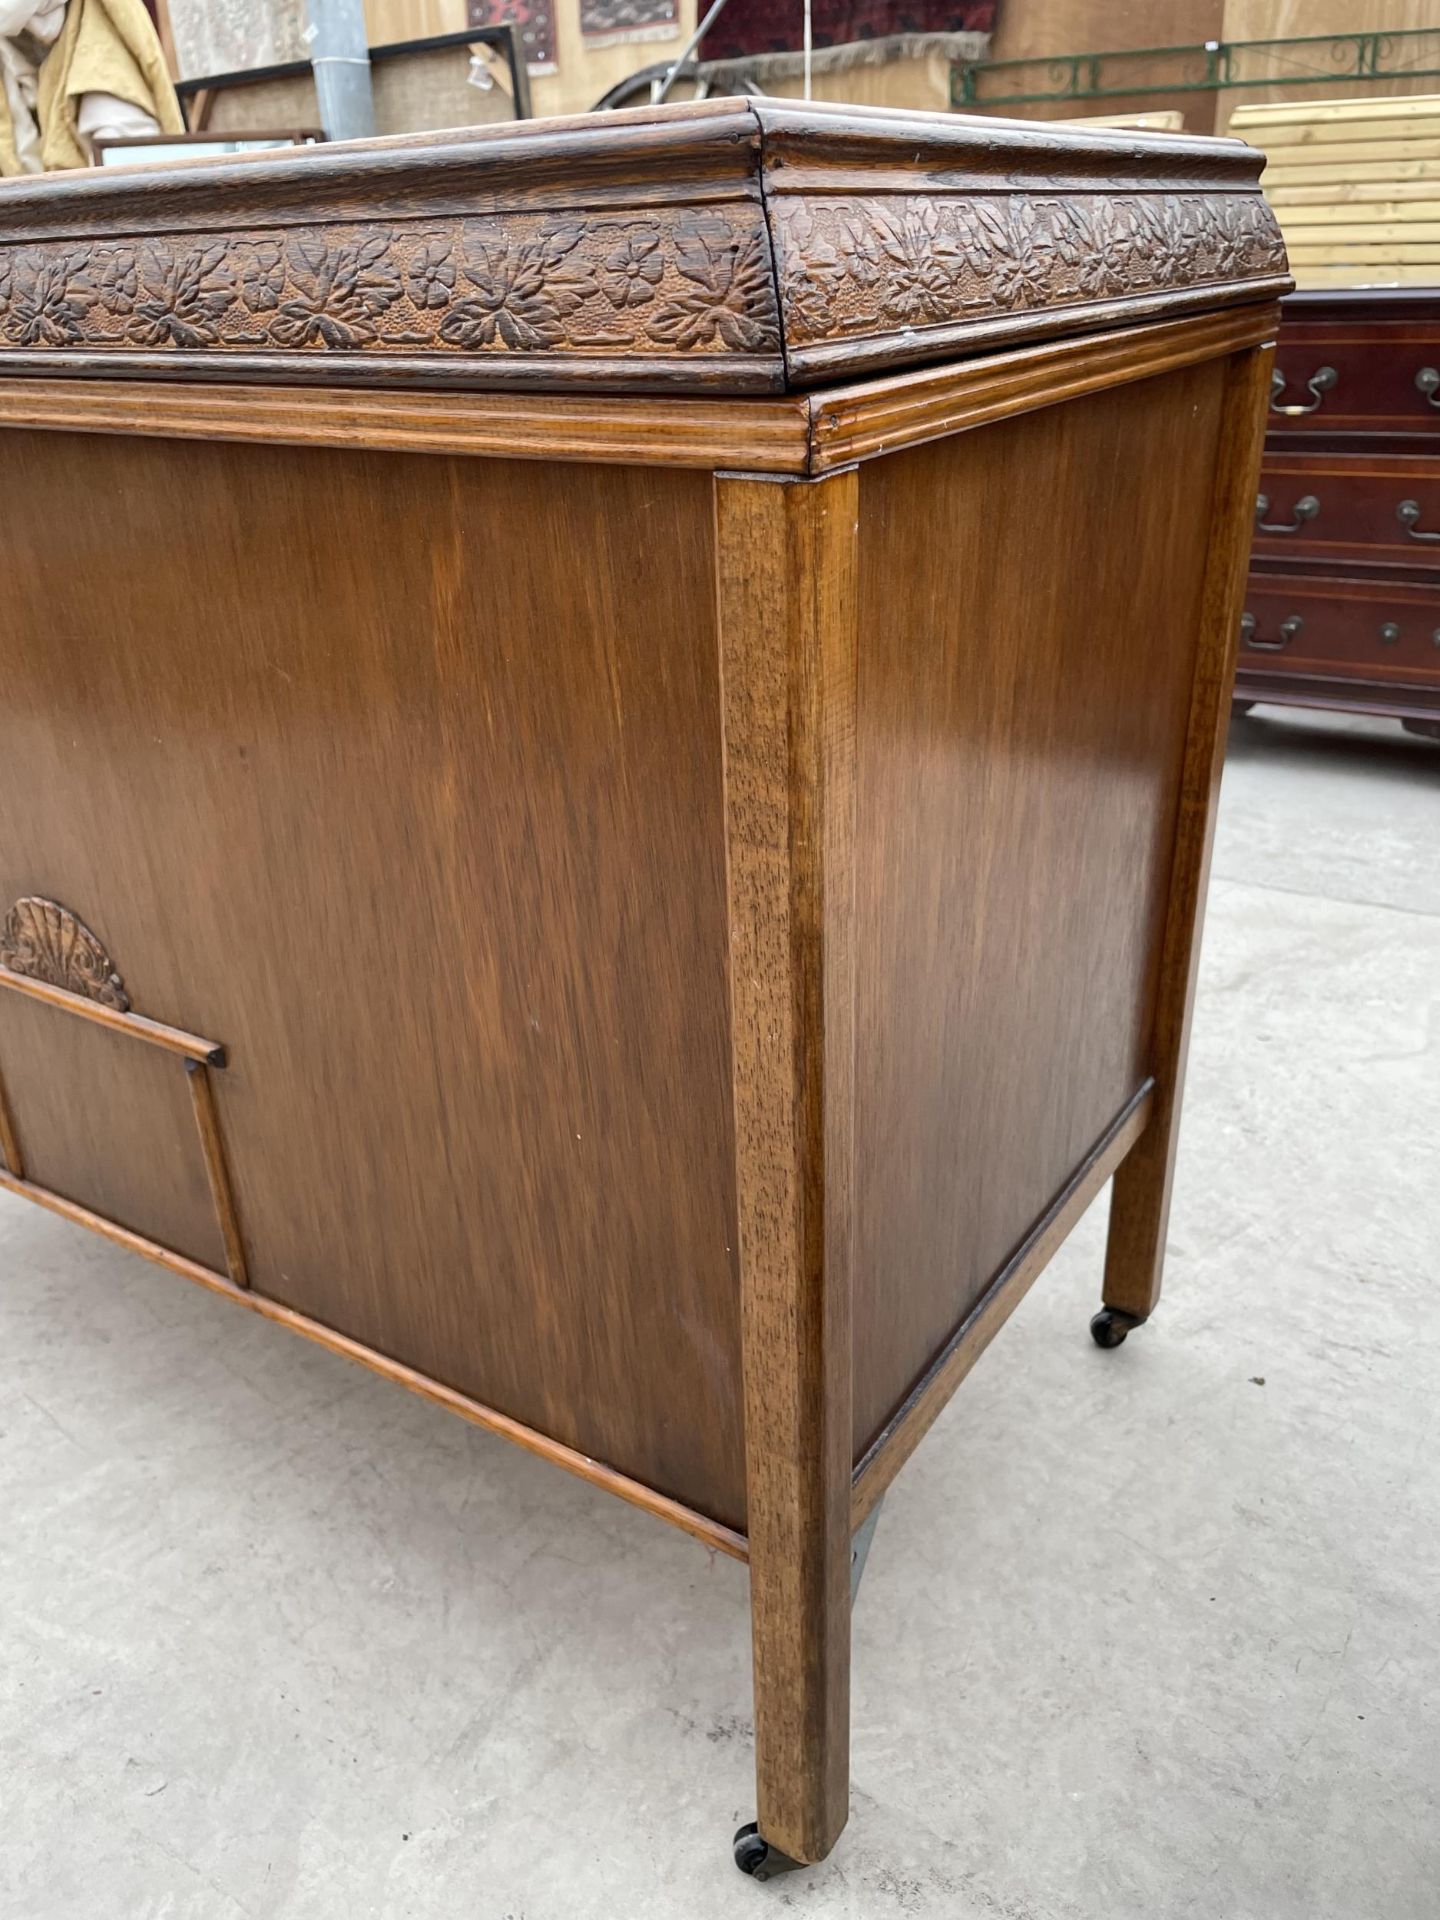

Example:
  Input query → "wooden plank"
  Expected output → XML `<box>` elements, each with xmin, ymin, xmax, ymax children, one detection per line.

<box><xmin>1286</xmin><ymin>243</ymin><xmax>1440</xmax><ymax>264</ymax></box>
<box><xmin>716</xmin><ymin>468</ymin><xmax>859</xmax><ymax>1866</ymax></box>
<box><xmin>1294</xmin><ymin>264</ymin><xmax>1440</xmax><ymax>285</ymax></box>
<box><xmin>1268</xmin><ymin>182</ymin><xmax>1440</xmax><ymax>207</ymax></box>
<box><xmin>1258</xmin><ymin>137</ymin><xmax>1440</xmax><ymax>169</ymax></box>
<box><xmin>1234</xmin><ymin>95</ymin><xmax>1440</xmax><ymax>129</ymax></box>
<box><xmin>1264</xmin><ymin>160</ymin><xmax>1440</xmax><ymax>186</ymax></box>
<box><xmin>1251</xmin><ymin>116</ymin><xmax>1440</xmax><ymax>149</ymax></box>
<box><xmin>0</xmin><ymin>965</ymin><xmax>225</xmax><ymax>1064</ymax></box>
<box><xmin>1276</xmin><ymin>206</ymin><xmax>1440</xmax><ymax>229</ymax></box>
<box><xmin>851</xmin><ymin>1084</ymin><xmax>1153</xmax><ymax>1530</ymax></box>
<box><xmin>0</xmin><ymin>1162</ymin><xmax>750</xmax><ymax>1561</ymax></box>
<box><xmin>1102</xmin><ymin>344</ymin><xmax>1275</xmax><ymax>1322</ymax></box>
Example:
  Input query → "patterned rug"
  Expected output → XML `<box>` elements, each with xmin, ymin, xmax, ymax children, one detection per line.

<box><xmin>699</xmin><ymin>0</ymin><xmax>993</xmax><ymax>76</ymax></box>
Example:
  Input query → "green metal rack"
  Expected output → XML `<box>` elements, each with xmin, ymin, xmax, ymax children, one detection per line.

<box><xmin>953</xmin><ymin>29</ymin><xmax>1440</xmax><ymax>112</ymax></box>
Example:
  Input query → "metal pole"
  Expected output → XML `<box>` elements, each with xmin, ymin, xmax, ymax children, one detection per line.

<box><xmin>305</xmin><ymin>0</ymin><xmax>375</xmax><ymax>141</ymax></box>
<box><xmin>655</xmin><ymin>0</ymin><xmax>732</xmax><ymax>102</ymax></box>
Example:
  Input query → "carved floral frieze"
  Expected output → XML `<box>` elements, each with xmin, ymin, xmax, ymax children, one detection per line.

<box><xmin>0</xmin><ymin>190</ymin><xmax>1285</xmax><ymax>374</ymax></box>
<box><xmin>0</xmin><ymin>210</ymin><xmax>782</xmax><ymax>362</ymax></box>
<box><xmin>772</xmin><ymin>192</ymin><xmax>1288</xmax><ymax>343</ymax></box>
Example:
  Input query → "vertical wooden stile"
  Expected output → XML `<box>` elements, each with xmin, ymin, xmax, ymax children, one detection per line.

<box><xmin>715</xmin><ymin>466</ymin><xmax>860</xmax><ymax>1865</ymax></box>
<box><xmin>186</xmin><ymin>1059</ymin><xmax>251</xmax><ymax>1291</ymax></box>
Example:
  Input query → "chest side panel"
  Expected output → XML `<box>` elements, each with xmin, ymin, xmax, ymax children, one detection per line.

<box><xmin>852</xmin><ymin>359</ymin><xmax>1227</xmax><ymax>1459</ymax></box>
<box><xmin>0</xmin><ymin>431</ymin><xmax>745</xmax><ymax>1527</ymax></box>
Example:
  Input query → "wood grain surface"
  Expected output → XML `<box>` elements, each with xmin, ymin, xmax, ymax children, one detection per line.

<box><xmin>0</xmin><ymin>378</ymin><xmax>813</xmax><ymax>473</ymax></box>
<box><xmin>717</xmin><ymin>469</ymin><xmax>859</xmax><ymax>1865</ymax></box>
<box><xmin>1104</xmin><ymin>345</ymin><xmax>1274</xmax><ymax>1322</ymax></box>
<box><xmin>807</xmin><ymin>303</ymin><xmax>1277</xmax><ymax>474</ymax></box>
<box><xmin>0</xmin><ymin>427</ymin><xmax>748</xmax><ymax>1529</ymax></box>
<box><xmin>850</xmin><ymin>360</ymin><xmax>1228</xmax><ymax>1458</ymax></box>
<box><xmin>0</xmin><ymin>990</ymin><xmax>226</xmax><ymax>1271</ymax></box>
<box><xmin>852</xmin><ymin>1082</ymin><xmax>1154</xmax><ymax>1528</ymax></box>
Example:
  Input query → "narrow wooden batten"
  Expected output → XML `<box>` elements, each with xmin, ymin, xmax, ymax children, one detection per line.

<box><xmin>0</xmin><ymin>1161</ymin><xmax>749</xmax><ymax>1563</ymax></box>
<box><xmin>851</xmin><ymin>1083</ymin><xmax>1155</xmax><ymax>1530</ymax></box>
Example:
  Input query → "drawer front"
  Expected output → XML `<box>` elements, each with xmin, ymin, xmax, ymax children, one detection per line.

<box><xmin>1269</xmin><ymin>326</ymin><xmax>1440</xmax><ymax>437</ymax></box>
<box><xmin>1239</xmin><ymin>574</ymin><xmax>1440</xmax><ymax>684</ymax></box>
<box><xmin>1252</xmin><ymin>454</ymin><xmax>1440</xmax><ymax>567</ymax></box>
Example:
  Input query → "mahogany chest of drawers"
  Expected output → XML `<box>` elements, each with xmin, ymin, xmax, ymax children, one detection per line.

<box><xmin>1238</xmin><ymin>288</ymin><xmax>1440</xmax><ymax>736</ymax></box>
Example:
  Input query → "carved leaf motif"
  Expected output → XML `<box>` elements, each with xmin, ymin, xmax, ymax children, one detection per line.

<box><xmin>271</xmin><ymin>231</ymin><xmax>402</xmax><ymax>348</ymax></box>
<box><xmin>0</xmin><ymin>898</ymin><xmax>129</xmax><ymax>1010</ymax></box>
<box><xmin>439</xmin><ymin>222</ymin><xmax>597</xmax><ymax>351</ymax></box>
<box><xmin>777</xmin><ymin>205</ymin><xmax>845</xmax><ymax>331</ymax></box>
<box><xmin>4</xmin><ymin>251</ymin><xmax>92</xmax><ymax>346</ymax></box>
<box><xmin>965</xmin><ymin>202</ymin><xmax>1053</xmax><ymax>311</ymax></box>
<box><xmin>867</xmin><ymin>203</ymin><xmax>964</xmax><ymax>322</ymax></box>
<box><xmin>1132</xmin><ymin>198</ymin><xmax>1189</xmax><ymax>288</ymax></box>
<box><xmin>647</xmin><ymin>216</ymin><xmax>778</xmax><ymax>353</ymax></box>
<box><xmin>1050</xmin><ymin>202</ymin><xmax>1134</xmax><ymax>299</ymax></box>
<box><xmin>132</xmin><ymin>242</ymin><xmax>235</xmax><ymax>347</ymax></box>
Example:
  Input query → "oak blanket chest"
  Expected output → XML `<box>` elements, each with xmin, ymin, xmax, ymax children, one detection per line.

<box><xmin>0</xmin><ymin>101</ymin><xmax>1287</xmax><ymax>1875</ymax></box>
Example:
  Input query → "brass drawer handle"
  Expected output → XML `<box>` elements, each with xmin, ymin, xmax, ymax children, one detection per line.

<box><xmin>1270</xmin><ymin>366</ymin><xmax>1337</xmax><ymax>416</ymax></box>
<box><xmin>1397</xmin><ymin>499</ymin><xmax>1440</xmax><ymax>543</ymax></box>
<box><xmin>1240</xmin><ymin>612</ymin><xmax>1303</xmax><ymax>653</ymax></box>
<box><xmin>1379</xmin><ymin>622</ymin><xmax>1401</xmax><ymax>646</ymax></box>
<box><xmin>1417</xmin><ymin>367</ymin><xmax>1440</xmax><ymax>410</ymax></box>
<box><xmin>1256</xmin><ymin>492</ymin><xmax>1320</xmax><ymax>534</ymax></box>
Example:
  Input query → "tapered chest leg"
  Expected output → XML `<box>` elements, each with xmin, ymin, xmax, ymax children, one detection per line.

<box><xmin>715</xmin><ymin>468</ymin><xmax>860</xmax><ymax>1870</ymax></box>
<box><xmin>1100</xmin><ymin>346</ymin><xmax>1275</xmax><ymax>1344</ymax></box>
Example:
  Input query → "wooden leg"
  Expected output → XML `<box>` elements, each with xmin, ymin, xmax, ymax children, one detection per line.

<box><xmin>715</xmin><ymin>469</ymin><xmax>859</xmax><ymax>1870</ymax></box>
<box><xmin>1102</xmin><ymin>344</ymin><xmax>1274</xmax><ymax>1332</ymax></box>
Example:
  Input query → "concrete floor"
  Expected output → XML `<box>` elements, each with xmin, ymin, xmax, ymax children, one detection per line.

<box><xmin>2</xmin><ymin>705</ymin><xmax>1438</xmax><ymax>1920</ymax></box>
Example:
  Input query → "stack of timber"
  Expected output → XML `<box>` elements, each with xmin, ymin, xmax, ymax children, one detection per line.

<box><xmin>1231</xmin><ymin>95</ymin><xmax>1440</xmax><ymax>289</ymax></box>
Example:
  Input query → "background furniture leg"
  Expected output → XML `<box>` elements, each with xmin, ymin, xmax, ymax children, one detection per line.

<box><xmin>1101</xmin><ymin>345</ymin><xmax>1276</xmax><ymax>1338</ymax></box>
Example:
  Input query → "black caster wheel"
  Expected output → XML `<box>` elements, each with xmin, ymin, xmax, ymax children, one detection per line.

<box><xmin>1090</xmin><ymin>1307</ymin><xmax>1144</xmax><ymax>1349</ymax></box>
<box><xmin>733</xmin><ymin>1822</ymin><xmax>804</xmax><ymax>1881</ymax></box>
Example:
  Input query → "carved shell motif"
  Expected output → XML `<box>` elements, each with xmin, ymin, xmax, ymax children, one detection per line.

<box><xmin>0</xmin><ymin>897</ymin><xmax>130</xmax><ymax>1010</ymax></box>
